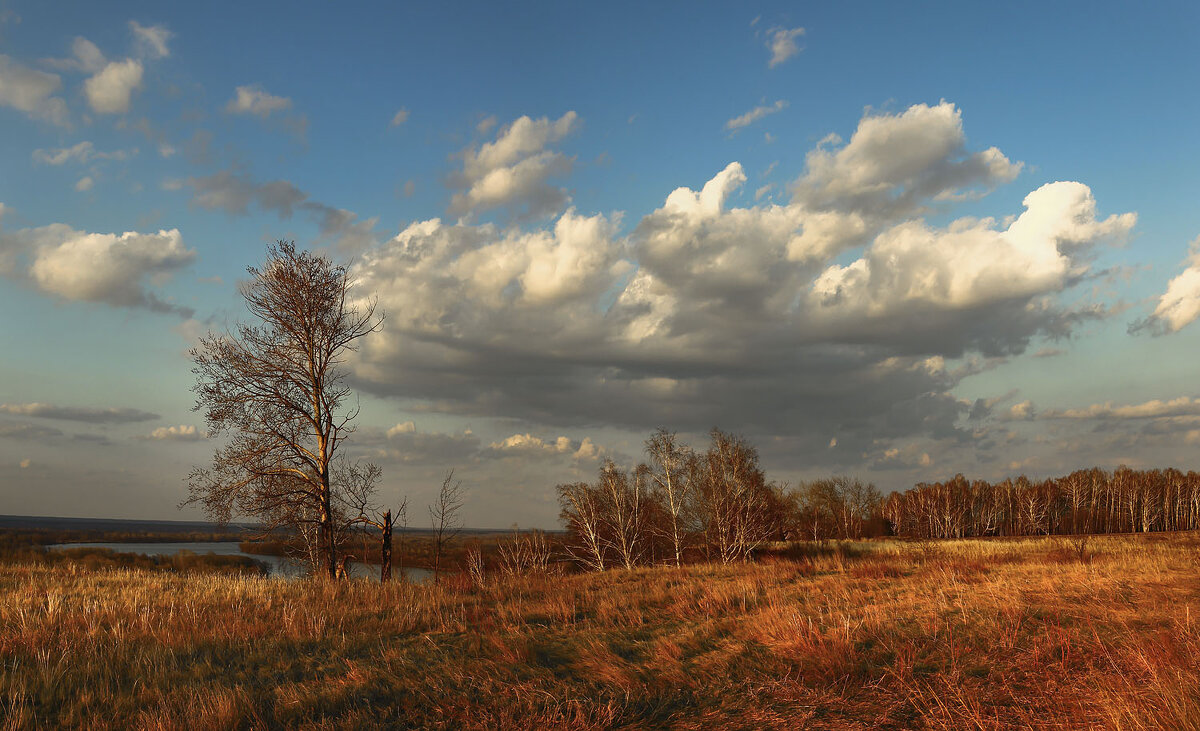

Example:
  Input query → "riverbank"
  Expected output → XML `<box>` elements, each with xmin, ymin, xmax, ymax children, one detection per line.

<box><xmin>44</xmin><ymin>541</ymin><xmax>433</xmax><ymax>582</ymax></box>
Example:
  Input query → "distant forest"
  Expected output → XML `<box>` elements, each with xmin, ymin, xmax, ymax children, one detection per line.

<box><xmin>557</xmin><ymin>429</ymin><xmax>1200</xmax><ymax>571</ymax></box>
<box><xmin>885</xmin><ymin>467</ymin><xmax>1200</xmax><ymax>539</ymax></box>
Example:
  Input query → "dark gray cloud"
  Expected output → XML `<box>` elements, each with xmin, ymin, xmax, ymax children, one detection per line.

<box><xmin>178</xmin><ymin>169</ymin><xmax>306</xmax><ymax>218</ymax></box>
<box><xmin>0</xmin><ymin>403</ymin><xmax>160</xmax><ymax>424</ymax></box>
<box><xmin>172</xmin><ymin>169</ymin><xmax>378</xmax><ymax>252</ymax></box>
<box><xmin>0</xmin><ymin>421</ymin><xmax>64</xmax><ymax>439</ymax></box>
<box><xmin>0</xmin><ymin>54</ymin><xmax>69</xmax><ymax>125</ymax></box>
<box><xmin>71</xmin><ymin>433</ymin><xmax>112</xmax><ymax>445</ymax></box>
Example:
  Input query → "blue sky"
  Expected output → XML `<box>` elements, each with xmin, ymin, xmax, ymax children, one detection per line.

<box><xmin>2</xmin><ymin>1</ymin><xmax>1199</xmax><ymax>527</ymax></box>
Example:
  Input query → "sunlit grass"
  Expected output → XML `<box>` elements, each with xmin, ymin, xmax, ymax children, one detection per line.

<box><xmin>2</xmin><ymin>533</ymin><xmax>1197</xmax><ymax>729</ymax></box>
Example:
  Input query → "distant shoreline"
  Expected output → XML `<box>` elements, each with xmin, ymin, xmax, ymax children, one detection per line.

<box><xmin>0</xmin><ymin>514</ymin><xmax>561</xmax><ymax>536</ymax></box>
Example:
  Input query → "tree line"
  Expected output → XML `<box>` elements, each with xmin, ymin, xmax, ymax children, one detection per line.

<box><xmin>558</xmin><ymin>431</ymin><xmax>1200</xmax><ymax>571</ymax></box>
<box><xmin>884</xmin><ymin>467</ymin><xmax>1200</xmax><ymax>539</ymax></box>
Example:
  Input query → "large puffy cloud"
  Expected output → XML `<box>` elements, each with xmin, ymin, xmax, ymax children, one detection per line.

<box><xmin>794</xmin><ymin>102</ymin><xmax>1023</xmax><ymax>218</ymax></box>
<box><xmin>0</xmin><ymin>221</ymin><xmax>195</xmax><ymax>314</ymax></box>
<box><xmin>807</xmin><ymin>181</ymin><xmax>1135</xmax><ymax>353</ymax></box>
<box><xmin>0</xmin><ymin>55</ymin><xmax>69</xmax><ymax>125</ymax></box>
<box><xmin>449</xmin><ymin>111</ymin><xmax>580</xmax><ymax>219</ymax></box>
<box><xmin>347</xmin><ymin>101</ymin><xmax>1134</xmax><ymax>474</ymax></box>
<box><xmin>1132</xmin><ymin>236</ymin><xmax>1200</xmax><ymax>335</ymax></box>
<box><xmin>84</xmin><ymin>58</ymin><xmax>143</xmax><ymax>115</ymax></box>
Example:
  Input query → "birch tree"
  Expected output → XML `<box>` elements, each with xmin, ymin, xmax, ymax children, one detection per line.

<box><xmin>186</xmin><ymin>241</ymin><xmax>382</xmax><ymax>579</ymax></box>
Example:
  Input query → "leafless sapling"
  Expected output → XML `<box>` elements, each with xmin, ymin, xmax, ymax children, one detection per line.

<box><xmin>429</xmin><ymin>471</ymin><xmax>464</xmax><ymax>579</ymax></box>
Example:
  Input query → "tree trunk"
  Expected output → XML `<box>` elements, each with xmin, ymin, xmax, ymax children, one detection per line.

<box><xmin>380</xmin><ymin>510</ymin><xmax>393</xmax><ymax>583</ymax></box>
<box><xmin>320</xmin><ymin>486</ymin><xmax>337</xmax><ymax>580</ymax></box>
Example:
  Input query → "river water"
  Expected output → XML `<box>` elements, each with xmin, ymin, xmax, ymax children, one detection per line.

<box><xmin>47</xmin><ymin>541</ymin><xmax>433</xmax><ymax>582</ymax></box>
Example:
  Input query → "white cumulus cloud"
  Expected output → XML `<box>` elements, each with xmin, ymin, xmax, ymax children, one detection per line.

<box><xmin>84</xmin><ymin>59</ymin><xmax>143</xmax><ymax>114</ymax></box>
<box><xmin>808</xmin><ymin>181</ymin><xmax>1135</xmax><ymax>330</ymax></box>
<box><xmin>449</xmin><ymin>111</ymin><xmax>580</xmax><ymax>219</ymax></box>
<box><xmin>794</xmin><ymin>101</ymin><xmax>1023</xmax><ymax>217</ymax></box>
<box><xmin>146</xmin><ymin>425</ymin><xmax>202</xmax><ymax>441</ymax></box>
<box><xmin>1134</xmin><ymin>236</ymin><xmax>1200</xmax><ymax>335</ymax></box>
<box><xmin>487</xmin><ymin>433</ymin><xmax>603</xmax><ymax>461</ymax></box>
<box><xmin>0</xmin><ymin>222</ymin><xmax>195</xmax><ymax>314</ymax></box>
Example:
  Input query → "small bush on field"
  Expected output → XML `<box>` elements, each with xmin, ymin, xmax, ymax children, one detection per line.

<box><xmin>850</xmin><ymin>559</ymin><xmax>904</xmax><ymax>579</ymax></box>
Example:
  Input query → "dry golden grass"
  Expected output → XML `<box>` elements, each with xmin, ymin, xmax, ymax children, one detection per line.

<box><xmin>1</xmin><ymin>533</ymin><xmax>1197</xmax><ymax>729</ymax></box>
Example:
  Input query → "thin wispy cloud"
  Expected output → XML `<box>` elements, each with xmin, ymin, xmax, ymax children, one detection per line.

<box><xmin>225</xmin><ymin>85</ymin><xmax>292</xmax><ymax>118</ymax></box>
<box><xmin>725</xmin><ymin>99</ymin><xmax>788</xmax><ymax>131</ymax></box>
<box><xmin>0</xmin><ymin>403</ymin><xmax>160</xmax><ymax>423</ymax></box>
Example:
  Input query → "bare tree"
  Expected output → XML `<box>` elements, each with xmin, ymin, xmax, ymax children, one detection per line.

<box><xmin>336</xmin><ymin>457</ymin><xmax>407</xmax><ymax>582</ymax></box>
<box><xmin>496</xmin><ymin>527</ymin><xmax>552</xmax><ymax>576</ymax></box>
<box><xmin>429</xmin><ymin>471</ymin><xmax>464</xmax><ymax>579</ymax></box>
<box><xmin>643</xmin><ymin>428</ymin><xmax>695</xmax><ymax>567</ymax></box>
<box><xmin>185</xmin><ymin>241</ymin><xmax>382</xmax><ymax>580</ymax></box>
<box><xmin>695</xmin><ymin>429</ymin><xmax>773</xmax><ymax>563</ymax></box>
<box><xmin>465</xmin><ymin>544</ymin><xmax>486</xmax><ymax>588</ymax></box>
<box><xmin>557</xmin><ymin>481</ymin><xmax>609</xmax><ymax>572</ymax></box>
<box><xmin>1061</xmin><ymin>470</ymin><xmax>1091</xmax><ymax>535</ymax></box>
<box><xmin>598</xmin><ymin>460</ymin><xmax>648</xmax><ymax>570</ymax></box>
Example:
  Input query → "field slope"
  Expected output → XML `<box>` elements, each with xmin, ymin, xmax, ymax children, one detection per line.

<box><xmin>2</xmin><ymin>534</ymin><xmax>1198</xmax><ymax>729</ymax></box>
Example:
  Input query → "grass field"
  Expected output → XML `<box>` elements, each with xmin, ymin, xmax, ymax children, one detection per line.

<box><xmin>2</xmin><ymin>533</ymin><xmax>1198</xmax><ymax>729</ymax></box>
